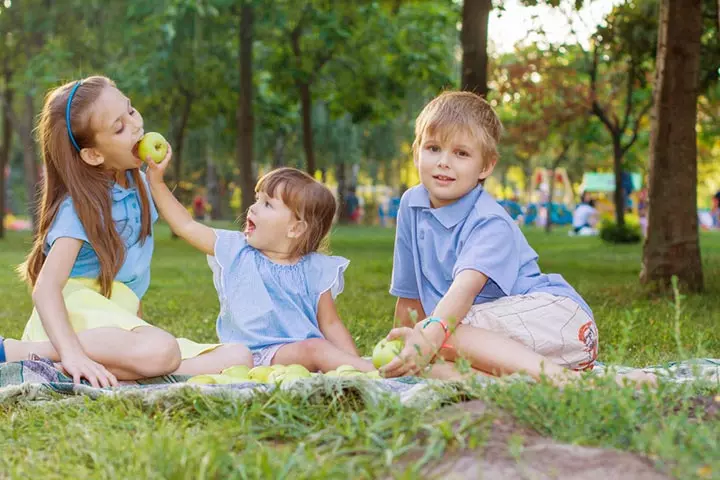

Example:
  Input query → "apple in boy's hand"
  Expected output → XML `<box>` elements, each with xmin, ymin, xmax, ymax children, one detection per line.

<box><xmin>372</xmin><ymin>339</ymin><xmax>405</xmax><ymax>368</ymax></box>
<box><xmin>137</xmin><ymin>132</ymin><xmax>168</xmax><ymax>163</ymax></box>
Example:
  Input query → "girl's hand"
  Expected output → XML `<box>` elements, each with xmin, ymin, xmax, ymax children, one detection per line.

<box><xmin>380</xmin><ymin>326</ymin><xmax>439</xmax><ymax>378</ymax></box>
<box><xmin>61</xmin><ymin>350</ymin><xmax>118</xmax><ymax>388</ymax></box>
<box><xmin>144</xmin><ymin>143</ymin><xmax>173</xmax><ymax>185</ymax></box>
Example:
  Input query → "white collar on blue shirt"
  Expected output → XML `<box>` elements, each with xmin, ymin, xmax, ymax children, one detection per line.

<box><xmin>407</xmin><ymin>184</ymin><xmax>484</xmax><ymax>229</ymax></box>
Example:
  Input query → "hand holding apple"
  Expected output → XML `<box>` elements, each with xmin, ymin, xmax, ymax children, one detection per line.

<box><xmin>379</xmin><ymin>326</ymin><xmax>439</xmax><ymax>378</ymax></box>
<box><xmin>138</xmin><ymin>132</ymin><xmax>169</xmax><ymax>164</ymax></box>
<box><xmin>372</xmin><ymin>339</ymin><xmax>405</xmax><ymax>369</ymax></box>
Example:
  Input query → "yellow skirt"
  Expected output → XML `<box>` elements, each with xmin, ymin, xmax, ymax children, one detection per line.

<box><xmin>22</xmin><ymin>278</ymin><xmax>220</xmax><ymax>360</ymax></box>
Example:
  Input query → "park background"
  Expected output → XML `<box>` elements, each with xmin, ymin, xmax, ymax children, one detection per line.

<box><xmin>0</xmin><ymin>1</ymin><xmax>719</xmax><ymax>478</ymax></box>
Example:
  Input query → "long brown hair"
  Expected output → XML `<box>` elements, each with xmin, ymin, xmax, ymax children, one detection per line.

<box><xmin>255</xmin><ymin>167</ymin><xmax>336</xmax><ymax>259</ymax></box>
<box><xmin>18</xmin><ymin>76</ymin><xmax>152</xmax><ymax>297</ymax></box>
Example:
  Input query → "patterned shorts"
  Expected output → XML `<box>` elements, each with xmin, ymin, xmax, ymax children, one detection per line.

<box><xmin>251</xmin><ymin>343</ymin><xmax>285</xmax><ymax>367</ymax></box>
<box><xmin>461</xmin><ymin>293</ymin><xmax>598</xmax><ymax>371</ymax></box>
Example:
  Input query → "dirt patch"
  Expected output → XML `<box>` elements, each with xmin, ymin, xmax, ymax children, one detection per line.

<box><xmin>405</xmin><ymin>400</ymin><xmax>670</xmax><ymax>480</ymax></box>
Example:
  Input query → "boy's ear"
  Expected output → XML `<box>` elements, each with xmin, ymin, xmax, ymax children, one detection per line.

<box><xmin>79</xmin><ymin>147</ymin><xmax>105</xmax><ymax>167</ymax></box>
<box><xmin>478</xmin><ymin>158</ymin><xmax>497</xmax><ymax>182</ymax></box>
<box><xmin>287</xmin><ymin>219</ymin><xmax>308</xmax><ymax>239</ymax></box>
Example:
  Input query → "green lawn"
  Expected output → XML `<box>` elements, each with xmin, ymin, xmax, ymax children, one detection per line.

<box><xmin>0</xmin><ymin>225</ymin><xmax>718</xmax><ymax>478</ymax></box>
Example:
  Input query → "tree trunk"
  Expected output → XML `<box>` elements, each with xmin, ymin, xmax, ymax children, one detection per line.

<box><xmin>640</xmin><ymin>0</ymin><xmax>704</xmax><ymax>292</ymax></box>
<box><xmin>460</xmin><ymin>0</ymin><xmax>491</xmax><ymax>96</ymax></box>
<box><xmin>336</xmin><ymin>162</ymin><xmax>349</xmax><ymax>223</ymax></box>
<box><xmin>272</xmin><ymin>134</ymin><xmax>285</xmax><ymax>168</ymax></box>
<box><xmin>545</xmin><ymin>149</ymin><xmax>569</xmax><ymax>234</ymax></box>
<box><xmin>612</xmin><ymin>138</ymin><xmax>625</xmax><ymax>227</ymax></box>
<box><xmin>21</xmin><ymin>94</ymin><xmax>39</xmax><ymax>231</ymax></box>
<box><xmin>237</xmin><ymin>1</ymin><xmax>255</xmax><ymax>221</ymax></box>
<box><xmin>206</xmin><ymin>142</ymin><xmax>221</xmax><ymax>221</ymax></box>
<box><xmin>298</xmin><ymin>81</ymin><xmax>315</xmax><ymax>175</ymax></box>
<box><xmin>0</xmin><ymin>68</ymin><xmax>12</xmax><ymax>239</ymax></box>
<box><xmin>522</xmin><ymin>161</ymin><xmax>533</xmax><ymax>203</ymax></box>
<box><xmin>545</xmin><ymin>169</ymin><xmax>556</xmax><ymax>234</ymax></box>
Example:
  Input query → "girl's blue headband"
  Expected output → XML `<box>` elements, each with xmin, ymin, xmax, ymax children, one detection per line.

<box><xmin>66</xmin><ymin>81</ymin><xmax>83</xmax><ymax>152</ymax></box>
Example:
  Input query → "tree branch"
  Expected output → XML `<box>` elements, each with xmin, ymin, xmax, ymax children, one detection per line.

<box><xmin>589</xmin><ymin>41</ymin><xmax>618</xmax><ymax>135</ymax></box>
<box><xmin>621</xmin><ymin>98</ymin><xmax>653</xmax><ymax>154</ymax></box>
<box><xmin>621</xmin><ymin>63</ymin><xmax>636</xmax><ymax>132</ymax></box>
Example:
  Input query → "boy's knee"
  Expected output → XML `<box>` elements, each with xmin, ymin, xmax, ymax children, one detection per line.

<box><xmin>132</xmin><ymin>329</ymin><xmax>181</xmax><ymax>377</ymax></box>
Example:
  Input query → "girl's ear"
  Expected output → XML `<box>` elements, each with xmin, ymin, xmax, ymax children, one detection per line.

<box><xmin>287</xmin><ymin>219</ymin><xmax>308</xmax><ymax>239</ymax></box>
<box><xmin>80</xmin><ymin>147</ymin><xmax>105</xmax><ymax>167</ymax></box>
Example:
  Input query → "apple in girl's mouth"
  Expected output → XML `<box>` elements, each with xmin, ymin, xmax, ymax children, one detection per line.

<box><xmin>137</xmin><ymin>132</ymin><xmax>169</xmax><ymax>163</ymax></box>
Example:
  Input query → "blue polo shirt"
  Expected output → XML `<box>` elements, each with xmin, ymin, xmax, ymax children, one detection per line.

<box><xmin>44</xmin><ymin>171</ymin><xmax>159</xmax><ymax>299</ymax></box>
<box><xmin>390</xmin><ymin>184</ymin><xmax>593</xmax><ymax>318</ymax></box>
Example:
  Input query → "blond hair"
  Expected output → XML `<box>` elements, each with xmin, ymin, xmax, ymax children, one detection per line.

<box><xmin>412</xmin><ymin>91</ymin><xmax>503</xmax><ymax>170</ymax></box>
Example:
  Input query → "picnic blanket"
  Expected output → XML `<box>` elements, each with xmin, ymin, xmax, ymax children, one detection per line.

<box><xmin>1</xmin><ymin>357</ymin><xmax>718</xmax><ymax>407</ymax></box>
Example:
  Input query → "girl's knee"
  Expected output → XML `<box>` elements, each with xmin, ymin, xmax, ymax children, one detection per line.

<box><xmin>131</xmin><ymin>328</ymin><xmax>181</xmax><ymax>377</ymax></box>
<box><xmin>222</xmin><ymin>343</ymin><xmax>253</xmax><ymax>367</ymax></box>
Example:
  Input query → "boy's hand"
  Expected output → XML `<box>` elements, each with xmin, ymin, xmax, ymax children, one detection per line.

<box><xmin>144</xmin><ymin>143</ymin><xmax>173</xmax><ymax>185</ymax></box>
<box><xmin>380</xmin><ymin>326</ymin><xmax>440</xmax><ymax>378</ymax></box>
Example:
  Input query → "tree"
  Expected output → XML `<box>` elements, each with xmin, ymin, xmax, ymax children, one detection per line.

<box><xmin>640</xmin><ymin>0</ymin><xmax>705</xmax><ymax>291</ymax></box>
<box><xmin>588</xmin><ymin>0</ymin><xmax>656</xmax><ymax>227</ymax></box>
<box><xmin>237</xmin><ymin>0</ymin><xmax>255</xmax><ymax>221</ymax></box>
<box><xmin>493</xmin><ymin>43</ymin><xmax>591</xmax><ymax>218</ymax></box>
<box><xmin>460</xmin><ymin>0</ymin><xmax>491</xmax><ymax>96</ymax></box>
<box><xmin>0</xmin><ymin>25</ymin><xmax>13</xmax><ymax>239</ymax></box>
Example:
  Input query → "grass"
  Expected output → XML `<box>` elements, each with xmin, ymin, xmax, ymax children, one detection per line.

<box><xmin>0</xmin><ymin>224</ymin><xmax>718</xmax><ymax>479</ymax></box>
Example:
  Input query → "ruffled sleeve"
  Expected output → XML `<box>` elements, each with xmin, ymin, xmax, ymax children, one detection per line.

<box><xmin>305</xmin><ymin>253</ymin><xmax>350</xmax><ymax>300</ymax></box>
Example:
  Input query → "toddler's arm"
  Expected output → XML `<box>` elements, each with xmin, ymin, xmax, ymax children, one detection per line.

<box><xmin>145</xmin><ymin>147</ymin><xmax>215</xmax><ymax>255</ymax></box>
<box><xmin>317</xmin><ymin>291</ymin><xmax>360</xmax><ymax>356</ymax></box>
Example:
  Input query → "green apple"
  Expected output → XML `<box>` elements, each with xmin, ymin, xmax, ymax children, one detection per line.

<box><xmin>284</xmin><ymin>364</ymin><xmax>311</xmax><ymax>377</ymax></box>
<box><xmin>324</xmin><ymin>370</ymin><xmax>339</xmax><ymax>377</ymax></box>
<box><xmin>248</xmin><ymin>366</ymin><xmax>274</xmax><ymax>382</ymax></box>
<box><xmin>137</xmin><ymin>132</ymin><xmax>169</xmax><ymax>163</ymax></box>
<box><xmin>271</xmin><ymin>364</ymin><xmax>287</xmax><ymax>371</ymax></box>
<box><xmin>269</xmin><ymin>370</ymin><xmax>308</xmax><ymax>384</ymax></box>
<box><xmin>187</xmin><ymin>374</ymin><xmax>234</xmax><ymax>385</ymax></box>
<box><xmin>365</xmin><ymin>370</ymin><xmax>382</xmax><ymax>379</ymax></box>
<box><xmin>187</xmin><ymin>374</ymin><xmax>218</xmax><ymax>385</ymax></box>
<box><xmin>335</xmin><ymin>365</ymin><xmax>359</xmax><ymax>374</ymax></box>
<box><xmin>222</xmin><ymin>365</ymin><xmax>251</xmax><ymax>379</ymax></box>
<box><xmin>372</xmin><ymin>339</ymin><xmax>405</xmax><ymax>369</ymax></box>
<box><xmin>337</xmin><ymin>370</ymin><xmax>364</xmax><ymax>378</ymax></box>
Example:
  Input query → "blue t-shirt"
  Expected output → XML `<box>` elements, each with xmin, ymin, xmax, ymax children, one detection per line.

<box><xmin>390</xmin><ymin>184</ymin><xmax>593</xmax><ymax>318</ymax></box>
<box><xmin>44</xmin><ymin>171</ymin><xmax>159</xmax><ymax>299</ymax></box>
<box><xmin>208</xmin><ymin>229</ymin><xmax>349</xmax><ymax>350</ymax></box>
